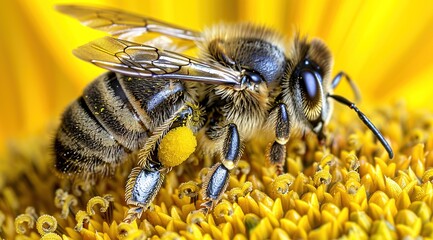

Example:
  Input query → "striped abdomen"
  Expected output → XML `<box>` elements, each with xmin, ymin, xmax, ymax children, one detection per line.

<box><xmin>54</xmin><ymin>72</ymin><xmax>189</xmax><ymax>178</ymax></box>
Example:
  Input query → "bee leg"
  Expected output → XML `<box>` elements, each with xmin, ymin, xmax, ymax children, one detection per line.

<box><xmin>267</xmin><ymin>103</ymin><xmax>290</xmax><ymax>175</ymax></box>
<box><xmin>123</xmin><ymin>163</ymin><xmax>165</xmax><ymax>223</ymax></box>
<box><xmin>201</xmin><ymin>123</ymin><xmax>241</xmax><ymax>212</ymax></box>
<box><xmin>123</xmin><ymin>105</ymin><xmax>201</xmax><ymax>222</ymax></box>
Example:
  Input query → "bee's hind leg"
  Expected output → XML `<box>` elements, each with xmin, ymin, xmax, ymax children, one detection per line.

<box><xmin>200</xmin><ymin>123</ymin><xmax>243</xmax><ymax>212</ymax></box>
<box><xmin>123</xmin><ymin>163</ymin><xmax>165</xmax><ymax>223</ymax></box>
<box><xmin>123</xmin><ymin>104</ymin><xmax>201</xmax><ymax>222</ymax></box>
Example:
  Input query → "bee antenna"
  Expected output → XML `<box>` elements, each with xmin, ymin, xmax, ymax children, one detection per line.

<box><xmin>328</xmin><ymin>94</ymin><xmax>394</xmax><ymax>159</ymax></box>
<box><xmin>331</xmin><ymin>71</ymin><xmax>362</xmax><ymax>102</ymax></box>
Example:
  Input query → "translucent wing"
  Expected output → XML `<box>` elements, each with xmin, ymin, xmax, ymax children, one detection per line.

<box><xmin>73</xmin><ymin>37</ymin><xmax>241</xmax><ymax>86</ymax></box>
<box><xmin>56</xmin><ymin>5</ymin><xmax>202</xmax><ymax>42</ymax></box>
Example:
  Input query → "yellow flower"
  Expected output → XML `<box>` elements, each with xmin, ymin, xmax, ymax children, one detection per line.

<box><xmin>1</xmin><ymin>1</ymin><xmax>433</xmax><ymax>239</ymax></box>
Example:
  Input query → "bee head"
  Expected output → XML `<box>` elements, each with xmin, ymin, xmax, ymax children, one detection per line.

<box><xmin>283</xmin><ymin>36</ymin><xmax>333</xmax><ymax>133</ymax></box>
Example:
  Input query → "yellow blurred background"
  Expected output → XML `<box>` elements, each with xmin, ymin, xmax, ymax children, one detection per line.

<box><xmin>1</xmin><ymin>0</ymin><xmax>433</xmax><ymax>154</ymax></box>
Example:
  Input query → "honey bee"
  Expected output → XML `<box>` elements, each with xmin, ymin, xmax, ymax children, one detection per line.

<box><xmin>54</xmin><ymin>5</ymin><xmax>393</xmax><ymax>222</ymax></box>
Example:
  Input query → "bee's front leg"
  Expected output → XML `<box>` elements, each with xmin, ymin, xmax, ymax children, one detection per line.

<box><xmin>266</xmin><ymin>103</ymin><xmax>290</xmax><ymax>175</ymax></box>
<box><xmin>201</xmin><ymin>123</ymin><xmax>242</xmax><ymax>212</ymax></box>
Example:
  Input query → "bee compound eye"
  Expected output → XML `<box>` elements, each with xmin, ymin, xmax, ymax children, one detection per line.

<box><xmin>299</xmin><ymin>70</ymin><xmax>322</xmax><ymax>104</ymax></box>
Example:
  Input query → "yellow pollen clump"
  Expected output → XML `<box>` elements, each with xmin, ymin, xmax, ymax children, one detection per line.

<box><xmin>158</xmin><ymin>126</ymin><xmax>197</xmax><ymax>167</ymax></box>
